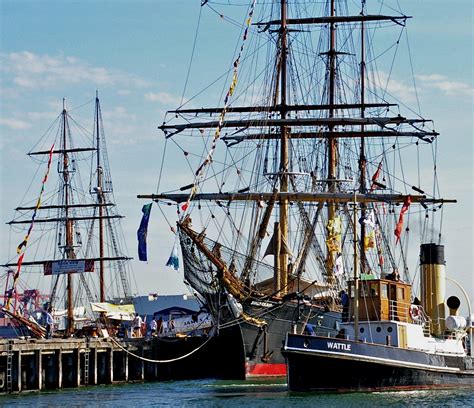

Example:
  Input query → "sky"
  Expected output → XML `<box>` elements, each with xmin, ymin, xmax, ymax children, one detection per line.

<box><xmin>0</xmin><ymin>1</ymin><xmax>472</xmax><ymax>309</ymax></box>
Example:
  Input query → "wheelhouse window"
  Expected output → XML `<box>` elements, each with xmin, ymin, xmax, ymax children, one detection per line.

<box><xmin>369</xmin><ymin>283</ymin><xmax>379</xmax><ymax>297</ymax></box>
<box><xmin>397</xmin><ymin>287</ymin><xmax>405</xmax><ymax>300</ymax></box>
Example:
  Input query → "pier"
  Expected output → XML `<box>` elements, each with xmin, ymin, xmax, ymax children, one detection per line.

<box><xmin>0</xmin><ymin>336</ymin><xmax>209</xmax><ymax>394</ymax></box>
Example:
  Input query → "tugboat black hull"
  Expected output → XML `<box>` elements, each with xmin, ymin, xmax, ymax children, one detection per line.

<box><xmin>283</xmin><ymin>334</ymin><xmax>474</xmax><ymax>391</ymax></box>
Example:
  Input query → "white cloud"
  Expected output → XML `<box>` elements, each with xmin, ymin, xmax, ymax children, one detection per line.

<box><xmin>0</xmin><ymin>118</ymin><xmax>32</xmax><ymax>130</ymax></box>
<box><xmin>27</xmin><ymin>111</ymin><xmax>58</xmax><ymax>122</ymax></box>
<box><xmin>1</xmin><ymin>51</ymin><xmax>149</xmax><ymax>90</ymax></box>
<box><xmin>103</xmin><ymin>106</ymin><xmax>137</xmax><ymax>123</ymax></box>
<box><xmin>368</xmin><ymin>71</ymin><xmax>417</xmax><ymax>104</ymax></box>
<box><xmin>416</xmin><ymin>74</ymin><xmax>472</xmax><ymax>96</ymax></box>
<box><xmin>144</xmin><ymin>91</ymin><xmax>182</xmax><ymax>106</ymax></box>
<box><xmin>366</xmin><ymin>71</ymin><xmax>472</xmax><ymax>105</ymax></box>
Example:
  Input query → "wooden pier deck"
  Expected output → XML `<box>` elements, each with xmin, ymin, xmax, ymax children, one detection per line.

<box><xmin>0</xmin><ymin>336</ymin><xmax>210</xmax><ymax>394</ymax></box>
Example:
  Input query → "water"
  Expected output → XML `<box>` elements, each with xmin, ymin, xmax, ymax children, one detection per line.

<box><xmin>0</xmin><ymin>379</ymin><xmax>472</xmax><ymax>407</ymax></box>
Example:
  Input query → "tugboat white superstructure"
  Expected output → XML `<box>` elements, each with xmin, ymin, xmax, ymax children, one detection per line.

<box><xmin>283</xmin><ymin>243</ymin><xmax>473</xmax><ymax>391</ymax></box>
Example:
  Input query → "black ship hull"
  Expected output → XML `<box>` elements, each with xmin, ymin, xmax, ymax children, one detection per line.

<box><xmin>235</xmin><ymin>302</ymin><xmax>340</xmax><ymax>378</ymax></box>
<box><xmin>283</xmin><ymin>334</ymin><xmax>474</xmax><ymax>391</ymax></box>
<box><xmin>179</xmin><ymin>228</ymin><xmax>341</xmax><ymax>379</ymax></box>
<box><xmin>150</xmin><ymin>326</ymin><xmax>244</xmax><ymax>380</ymax></box>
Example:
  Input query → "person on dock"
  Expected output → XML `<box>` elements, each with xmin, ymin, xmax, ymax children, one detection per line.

<box><xmin>133</xmin><ymin>314</ymin><xmax>143</xmax><ymax>338</ymax></box>
<box><xmin>150</xmin><ymin>317</ymin><xmax>158</xmax><ymax>337</ymax></box>
<box><xmin>45</xmin><ymin>308</ymin><xmax>54</xmax><ymax>339</ymax></box>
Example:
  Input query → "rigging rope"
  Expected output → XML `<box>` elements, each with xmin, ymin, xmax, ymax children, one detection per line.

<box><xmin>109</xmin><ymin>334</ymin><xmax>215</xmax><ymax>364</ymax></box>
<box><xmin>179</xmin><ymin>0</ymin><xmax>257</xmax><ymax>216</ymax></box>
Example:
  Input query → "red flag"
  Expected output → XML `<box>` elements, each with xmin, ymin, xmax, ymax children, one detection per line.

<box><xmin>394</xmin><ymin>196</ymin><xmax>411</xmax><ymax>244</ymax></box>
<box><xmin>370</xmin><ymin>161</ymin><xmax>383</xmax><ymax>191</ymax></box>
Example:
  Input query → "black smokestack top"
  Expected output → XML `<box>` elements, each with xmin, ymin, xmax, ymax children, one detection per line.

<box><xmin>446</xmin><ymin>296</ymin><xmax>461</xmax><ymax>310</ymax></box>
<box><xmin>420</xmin><ymin>243</ymin><xmax>445</xmax><ymax>265</ymax></box>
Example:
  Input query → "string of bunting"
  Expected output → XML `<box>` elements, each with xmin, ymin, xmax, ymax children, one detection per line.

<box><xmin>180</xmin><ymin>0</ymin><xmax>257</xmax><ymax>215</ymax></box>
<box><xmin>6</xmin><ymin>144</ymin><xmax>55</xmax><ymax>309</ymax></box>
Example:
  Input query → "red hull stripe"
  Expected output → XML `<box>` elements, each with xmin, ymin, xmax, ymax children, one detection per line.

<box><xmin>246</xmin><ymin>363</ymin><xmax>287</xmax><ymax>377</ymax></box>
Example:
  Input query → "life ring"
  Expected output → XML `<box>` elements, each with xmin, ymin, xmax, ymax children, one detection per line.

<box><xmin>409</xmin><ymin>305</ymin><xmax>421</xmax><ymax>321</ymax></box>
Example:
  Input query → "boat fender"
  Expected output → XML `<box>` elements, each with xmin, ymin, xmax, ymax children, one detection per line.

<box><xmin>409</xmin><ymin>304</ymin><xmax>421</xmax><ymax>321</ymax></box>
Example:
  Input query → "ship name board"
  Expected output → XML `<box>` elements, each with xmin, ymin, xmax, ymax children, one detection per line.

<box><xmin>44</xmin><ymin>259</ymin><xmax>94</xmax><ymax>275</ymax></box>
<box><xmin>327</xmin><ymin>341</ymin><xmax>352</xmax><ymax>351</ymax></box>
<box><xmin>250</xmin><ymin>301</ymin><xmax>273</xmax><ymax>308</ymax></box>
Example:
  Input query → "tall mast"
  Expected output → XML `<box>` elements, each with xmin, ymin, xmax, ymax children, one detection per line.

<box><xmin>278</xmin><ymin>0</ymin><xmax>289</xmax><ymax>295</ymax></box>
<box><xmin>95</xmin><ymin>92</ymin><xmax>106</xmax><ymax>303</ymax></box>
<box><xmin>353</xmin><ymin>193</ymin><xmax>359</xmax><ymax>340</ymax></box>
<box><xmin>326</xmin><ymin>0</ymin><xmax>338</xmax><ymax>284</ymax></box>
<box><xmin>62</xmin><ymin>99</ymin><xmax>75</xmax><ymax>336</ymax></box>
<box><xmin>359</xmin><ymin>0</ymin><xmax>367</xmax><ymax>271</ymax></box>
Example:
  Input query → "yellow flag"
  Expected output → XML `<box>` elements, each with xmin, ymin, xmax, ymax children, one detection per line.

<box><xmin>364</xmin><ymin>230</ymin><xmax>376</xmax><ymax>251</ymax></box>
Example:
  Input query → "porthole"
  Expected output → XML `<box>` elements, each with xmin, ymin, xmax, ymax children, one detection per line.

<box><xmin>376</xmin><ymin>327</ymin><xmax>381</xmax><ymax>333</ymax></box>
<box><xmin>360</xmin><ymin>327</ymin><xmax>365</xmax><ymax>333</ymax></box>
<box><xmin>387</xmin><ymin>327</ymin><xmax>393</xmax><ymax>333</ymax></box>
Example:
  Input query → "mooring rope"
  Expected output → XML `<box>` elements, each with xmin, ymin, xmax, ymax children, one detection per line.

<box><xmin>108</xmin><ymin>335</ymin><xmax>214</xmax><ymax>364</ymax></box>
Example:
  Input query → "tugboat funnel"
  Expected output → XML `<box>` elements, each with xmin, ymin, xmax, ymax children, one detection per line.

<box><xmin>420</xmin><ymin>243</ymin><xmax>446</xmax><ymax>336</ymax></box>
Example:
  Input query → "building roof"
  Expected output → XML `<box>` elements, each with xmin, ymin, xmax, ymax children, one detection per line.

<box><xmin>133</xmin><ymin>294</ymin><xmax>201</xmax><ymax>317</ymax></box>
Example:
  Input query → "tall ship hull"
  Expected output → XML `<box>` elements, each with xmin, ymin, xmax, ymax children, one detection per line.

<box><xmin>239</xmin><ymin>300</ymin><xmax>340</xmax><ymax>377</ymax></box>
<box><xmin>177</xmin><ymin>224</ymin><xmax>341</xmax><ymax>378</ymax></box>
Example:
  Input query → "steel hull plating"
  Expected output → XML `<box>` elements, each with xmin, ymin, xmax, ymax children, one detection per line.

<box><xmin>283</xmin><ymin>334</ymin><xmax>474</xmax><ymax>391</ymax></box>
<box><xmin>239</xmin><ymin>303</ymin><xmax>340</xmax><ymax>378</ymax></box>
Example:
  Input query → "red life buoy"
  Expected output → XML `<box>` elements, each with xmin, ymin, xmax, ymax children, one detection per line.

<box><xmin>410</xmin><ymin>304</ymin><xmax>421</xmax><ymax>321</ymax></box>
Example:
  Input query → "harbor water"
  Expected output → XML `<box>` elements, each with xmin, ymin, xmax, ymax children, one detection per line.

<box><xmin>0</xmin><ymin>378</ymin><xmax>472</xmax><ymax>407</ymax></box>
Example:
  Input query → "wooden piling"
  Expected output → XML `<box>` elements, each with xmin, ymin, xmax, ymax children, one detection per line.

<box><xmin>0</xmin><ymin>336</ymin><xmax>195</xmax><ymax>394</ymax></box>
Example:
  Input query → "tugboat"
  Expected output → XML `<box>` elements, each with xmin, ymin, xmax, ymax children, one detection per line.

<box><xmin>283</xmin><ymin>243</ymin><xmax>474</xmax><ymax>391</ymax></box>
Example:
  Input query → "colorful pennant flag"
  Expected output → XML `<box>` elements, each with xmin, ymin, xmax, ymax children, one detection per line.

<box><xmin>394</xmin><ymin>196</ymin><xmax>411</xmax><ymax>244</ymax></box>
<box><xmin>180</xmin><ymin>0</ymin><xmax>257</xmax><ymax>216</ymax></box>
<box><xmin>137</xmin><ymin>203</ymin><xmax>153</xmax><ymax>261</ymax></box>
<box><xmin>7</xmin><ymin>144</ymin><xmax>54</xmax><ymax>309</ymax></box>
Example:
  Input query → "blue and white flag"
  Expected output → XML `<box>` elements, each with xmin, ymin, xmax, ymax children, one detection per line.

<box><xmin>137</xmin><ymin>203</ymin><xmax>153</xmax><ymax>261</ymax></box>
<box><xmin>166</xmin><ymin>234</ymin><xmax>180</xmax><ymax>271</ymax></box>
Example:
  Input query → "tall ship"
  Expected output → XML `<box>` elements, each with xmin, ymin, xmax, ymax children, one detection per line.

<box><xmin>135</xmin><ymin>0</ymin><xmax>453</xmax><ymax>378</ymax></box>
<box><xmin>2</xmin><ymin>93</ymin><xmax>135</xmax><ymax>336</ymax></box>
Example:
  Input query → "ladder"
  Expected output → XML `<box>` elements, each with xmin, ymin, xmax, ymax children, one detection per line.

<box><xmin>6</xmin><ymin>340</ymin><xmax>13</xmax><ymax>393</ymax></box>
<box><xmin>84</xmin><ymin>338</ymin><xmax>90</xmax><ymax>386</ymax></box>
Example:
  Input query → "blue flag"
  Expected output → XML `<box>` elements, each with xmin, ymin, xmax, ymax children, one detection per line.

<box><xmin>137</xmin><ymin>203</ymin><xmax>152</xmax><ymax>261</ymax></box>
